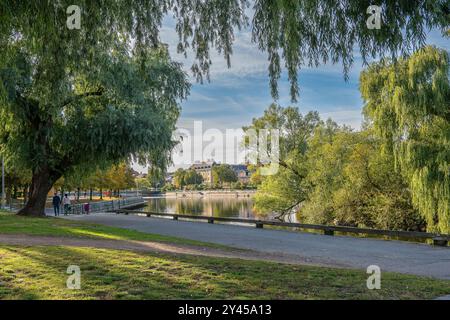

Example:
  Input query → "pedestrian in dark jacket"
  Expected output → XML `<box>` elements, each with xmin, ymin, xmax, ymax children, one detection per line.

<box><xmin>52</xmin><ymin>193</ymin><xmax>61</xmax><ymax>216</ymax></box>
<box><xmin>83</xmin><ymin>203</ymin><xmax>90</xmax><ymax>215</ymax></box>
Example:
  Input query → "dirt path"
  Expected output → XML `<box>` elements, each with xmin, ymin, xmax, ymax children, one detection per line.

<box><xmin>0</xmin><ymin>234</ymin><xmax>341</xmax><ymax>268</ymax></box>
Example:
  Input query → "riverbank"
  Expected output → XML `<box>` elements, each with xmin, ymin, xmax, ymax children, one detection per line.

<box><xmin>163</xmin><ymin>190</ymin><xmax>257</xmax><ymax>198</ymax></box>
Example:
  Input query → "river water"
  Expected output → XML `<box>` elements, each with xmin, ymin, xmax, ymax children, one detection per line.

<box><xmin>143</xmin><ymin>195</ymin><xmax>266</xmax><ymax>219</ymax></box>
<box><xmin>140</xmin><ymin>196</ymin><xmax>423</xmax><ymax>243</ymax></box>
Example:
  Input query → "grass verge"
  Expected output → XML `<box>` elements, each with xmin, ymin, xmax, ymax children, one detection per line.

<box><xmin>1</xmin><ymin>211</ymin><xmax>449</xmax><ymax>300</ymax></box>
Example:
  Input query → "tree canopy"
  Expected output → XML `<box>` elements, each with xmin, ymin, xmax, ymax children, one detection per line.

<box><xmin>0</xmin><ymin>37</ymin><xmax>188</xmax><ymax>215</ymax></box>
<box><xmin>248</xmin><ymin>105</ymin><xmax>424</xmax><ymax>230</ymax></box>
<box><xmin>0</xmin><ymin>1</ymin><xmax>448</xmax><ymax>216</ymax></box>
<box><xmin>173</xmin><ymin>168</ymin><xmax>203</xmax><ymax>189</ymax></box>
<box><xmin>361</xmin><ymin>46</ymin><xmax>450</xmax><ymax>233</ymax></box>
<box><xmin>1</xmin><ymin>1</ymin><xmax>448</xmax><ymax>102</ymax></box>
<box><xmin>301</xmin><ymin>127</ymin><xmax>424</xmax><ymax>230</ymax></box>
<box><xmin>212</xmin><ymin>164</ymin><xmax>238</xmax><ymax>186</ymax></box>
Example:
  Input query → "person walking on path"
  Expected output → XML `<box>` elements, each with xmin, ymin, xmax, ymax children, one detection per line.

<box><xmin>52</xmin><ymin>193</ymin><xmax>61</xmax><ymax>216</ymax></box>
<box><xmin>63</xmin><ymin>194</ymin><xmax>71</xmax><ymax>215</ymax></box>
<box><xmin>83</xmin><ymin>202</ymin><xmax>90</xmax><ymax>215</ymax></box>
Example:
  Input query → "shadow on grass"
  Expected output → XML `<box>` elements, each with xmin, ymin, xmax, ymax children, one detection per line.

<box><xmin>1</xmin><ymin>245</ymin><xmax>449</xmax><ymax>300</ymax></box>
<box><xmin>0</xmin><ymin>213</ymin><xmax>233</xmax><ymax>250</ymax></box>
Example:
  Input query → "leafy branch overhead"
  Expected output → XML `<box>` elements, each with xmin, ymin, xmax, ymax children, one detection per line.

<box><xmin>1</xmin><ymin>1</ymin><xmax>448</xmax><ymax>102</ymax></box>
<box><xmin>0</xmin><ymin>0</ymin><xmax>448</xmax><ymax>217</ymax></box>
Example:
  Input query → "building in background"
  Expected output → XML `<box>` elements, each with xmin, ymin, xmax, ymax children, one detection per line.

<box><xmin>187</xmin><ymin>162</ymin><xmax>251</xmax><ymax>185</ymax></box>
<box><xmin>190</xmin><ymin>161</ymin><xmax>216</xmax><ymax>185</ymax></box>
<box><xmin>230</xmin><ymin>164</ymin><xmax>251</xmax><ymax>183</ymax></box>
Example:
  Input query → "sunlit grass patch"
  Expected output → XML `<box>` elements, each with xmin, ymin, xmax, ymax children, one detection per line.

<box><xmin>0</xmin><ymin>245</ymin><xmax>449</xmax><ymax>300</ymax></box>
<box><xmin>0</xmin><ymin>212</ymin><xmax>230</xmax><ymax>249</ymax></box>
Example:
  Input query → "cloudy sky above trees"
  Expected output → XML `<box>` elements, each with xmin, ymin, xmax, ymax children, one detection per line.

<box><xmin>133</xmin><ymin>15</ymin><xmax>449</xmax><ymax>173</ymax></box>
<box><xmin>160</xmin><ymin>15</ymin><xmax>448</xmax><ymax>131</ymax></box>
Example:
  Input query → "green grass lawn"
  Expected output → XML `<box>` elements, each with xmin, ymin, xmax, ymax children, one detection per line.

<box><xmin>1</xmin><ymin>211</ymin><xmax>449</xmax><ymax>300</ymax></box>
<box><xmin>0</xmin><ymin>245</ymin><xmax>449</xmax><ymax>300</ymax></box>
<box><xmin>0</xmin><ymin>211</ymin><xmax>230</xmax><ymax>249</ymax></box>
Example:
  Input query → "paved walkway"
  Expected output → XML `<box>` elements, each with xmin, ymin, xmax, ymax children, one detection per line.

<box><xmin>64</xmin><ymin>213</ymin><xmax>450</xmax><ymax>280</ymax></box>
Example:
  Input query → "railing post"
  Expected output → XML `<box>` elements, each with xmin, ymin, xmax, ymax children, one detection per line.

<box><xmin>433</xmin><ymin>237</ymin><xmax>448</xmax><ymax>247</ymax></box>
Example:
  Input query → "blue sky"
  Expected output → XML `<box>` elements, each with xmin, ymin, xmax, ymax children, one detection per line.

<box><xmin>134</xmin><ymin>16</ymin><xmax>448</xmax><ymax>173</ymax></box>
<box><xmin>160</xmin><ymin>20</ymin><xmax>448</xmax><ymax>133</ymax></box>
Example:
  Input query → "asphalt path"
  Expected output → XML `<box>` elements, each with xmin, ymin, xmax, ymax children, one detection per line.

<box><xmin>63</xmin><ymin>213</ymin><xmax>450</xmax><ymax>279</ymax></box>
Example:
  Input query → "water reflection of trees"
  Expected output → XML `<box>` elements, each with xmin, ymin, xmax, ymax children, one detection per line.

<box><xmin>145</xmin><ymin>197</ymin><xmax>258</xmax><ymax>218</ymax></box>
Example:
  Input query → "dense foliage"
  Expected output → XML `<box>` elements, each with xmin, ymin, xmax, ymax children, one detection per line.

<box><xmin>173</xmin><ymin>169</ymin><xmax>204</xmax><ymax>189</ymax></box>
<box><xmin>249</xmin><ymin>105</ymin><xmax>426</xmax><ymax>230</ymax></box>
<box><xmin>212</xmin><ymin>164</ymin><xmax>238</xmax><ymax>186</ymax></box>
<box><xmin>248</xmin><ymin>45</ymin><xmax>449</xmax><ymax>232</ymax></box>
<box><xmin>0</xmin><ymin>1</ymin><xmax>448</xmax><ymax>215</ymax></box>
<box><xmin>301</xmin><ymin>127</ymin><xmax>424</xmax><ymax>230</ymax></box>
<box><xmin>361</xmin><ymin>46</ymin><xmax>450</xmax><ymax>233</ymax></box>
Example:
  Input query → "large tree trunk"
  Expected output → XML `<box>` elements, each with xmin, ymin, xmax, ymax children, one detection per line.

<box><xmin>17</xmin><ymin>167</ymin><xmax>60</xmax><ymax>217</ymax></box>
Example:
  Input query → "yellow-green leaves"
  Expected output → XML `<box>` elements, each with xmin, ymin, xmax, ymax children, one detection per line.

<box><xmin>361</xmin><ymin>46</ymin><xmax>450</xmax><ymax>233</ymax></box>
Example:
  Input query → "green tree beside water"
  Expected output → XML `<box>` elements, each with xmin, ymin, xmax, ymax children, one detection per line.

<box><xmin>0</xmin><ymin>1</ymin><xmax>448</xmax><ymax>216</ymax></box>
<box><xmin>361</xmin><ymin>46</ymin><xmax>450</xmax><ymax>233</ymax></box>
<box><xmin>248</xmin><ymin>48</ymin><xmax>448</xmax><ymax>232</ymax></box>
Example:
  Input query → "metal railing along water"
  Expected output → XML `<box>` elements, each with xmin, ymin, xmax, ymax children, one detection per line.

<box><xmin>115</xmin><ymin>209</ymin><xmax>450</xmax><ymax>247</ymax></box>
<box><xmin>68</xmin><ymin>197</ymin><xmax>145</xmax><ymax>214</ymax></box>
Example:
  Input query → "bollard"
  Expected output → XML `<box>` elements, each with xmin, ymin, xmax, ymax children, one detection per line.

<box><xmin>208</xmin><ymin>218</ymin><xmax>214</xmax><ymax>224</ymax></box>
<box><xmin>256</xmin><ymin>222</ymin><xmax>263</xmax><ymax>229</ymax></box>
<box><xmin>146</xmin><ymin>214</ymin><xmax>151</xmax><ymax>217</ymax></box>
<box><xmin>173</xmin><ymin>216</ymin><xmax>178</xmax><ymax>221</ymax></box>
<box><xmin>324</xmin><ymin>228</ymin><xmax>335</xmax><ymax>236</ymax></box>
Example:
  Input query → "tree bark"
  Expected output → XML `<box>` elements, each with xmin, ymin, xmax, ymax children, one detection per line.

<box><xmin>12</xmin><ymin>186</ymin><xmax>17</xmax><ymax>199</ymax></box>
<box><xmin>23</xmin><ymin>185</ymin><xmax>29</xmax><ymax>204</ymax></box>
<box><xmin>17</xmin><ymin>167</ymin><xmax>60</xmax><ymax>217</ymax></box>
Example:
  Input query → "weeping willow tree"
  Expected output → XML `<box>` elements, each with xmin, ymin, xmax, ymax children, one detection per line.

<box><xmin>361</xmin><ymin>46</ymin><xmax>450</xmax><ymax>233</ymax></box>
<box><xmin>0</xmin><ymin>0</ymin><xmax>448</xmax><ymax>216</ymax></box>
